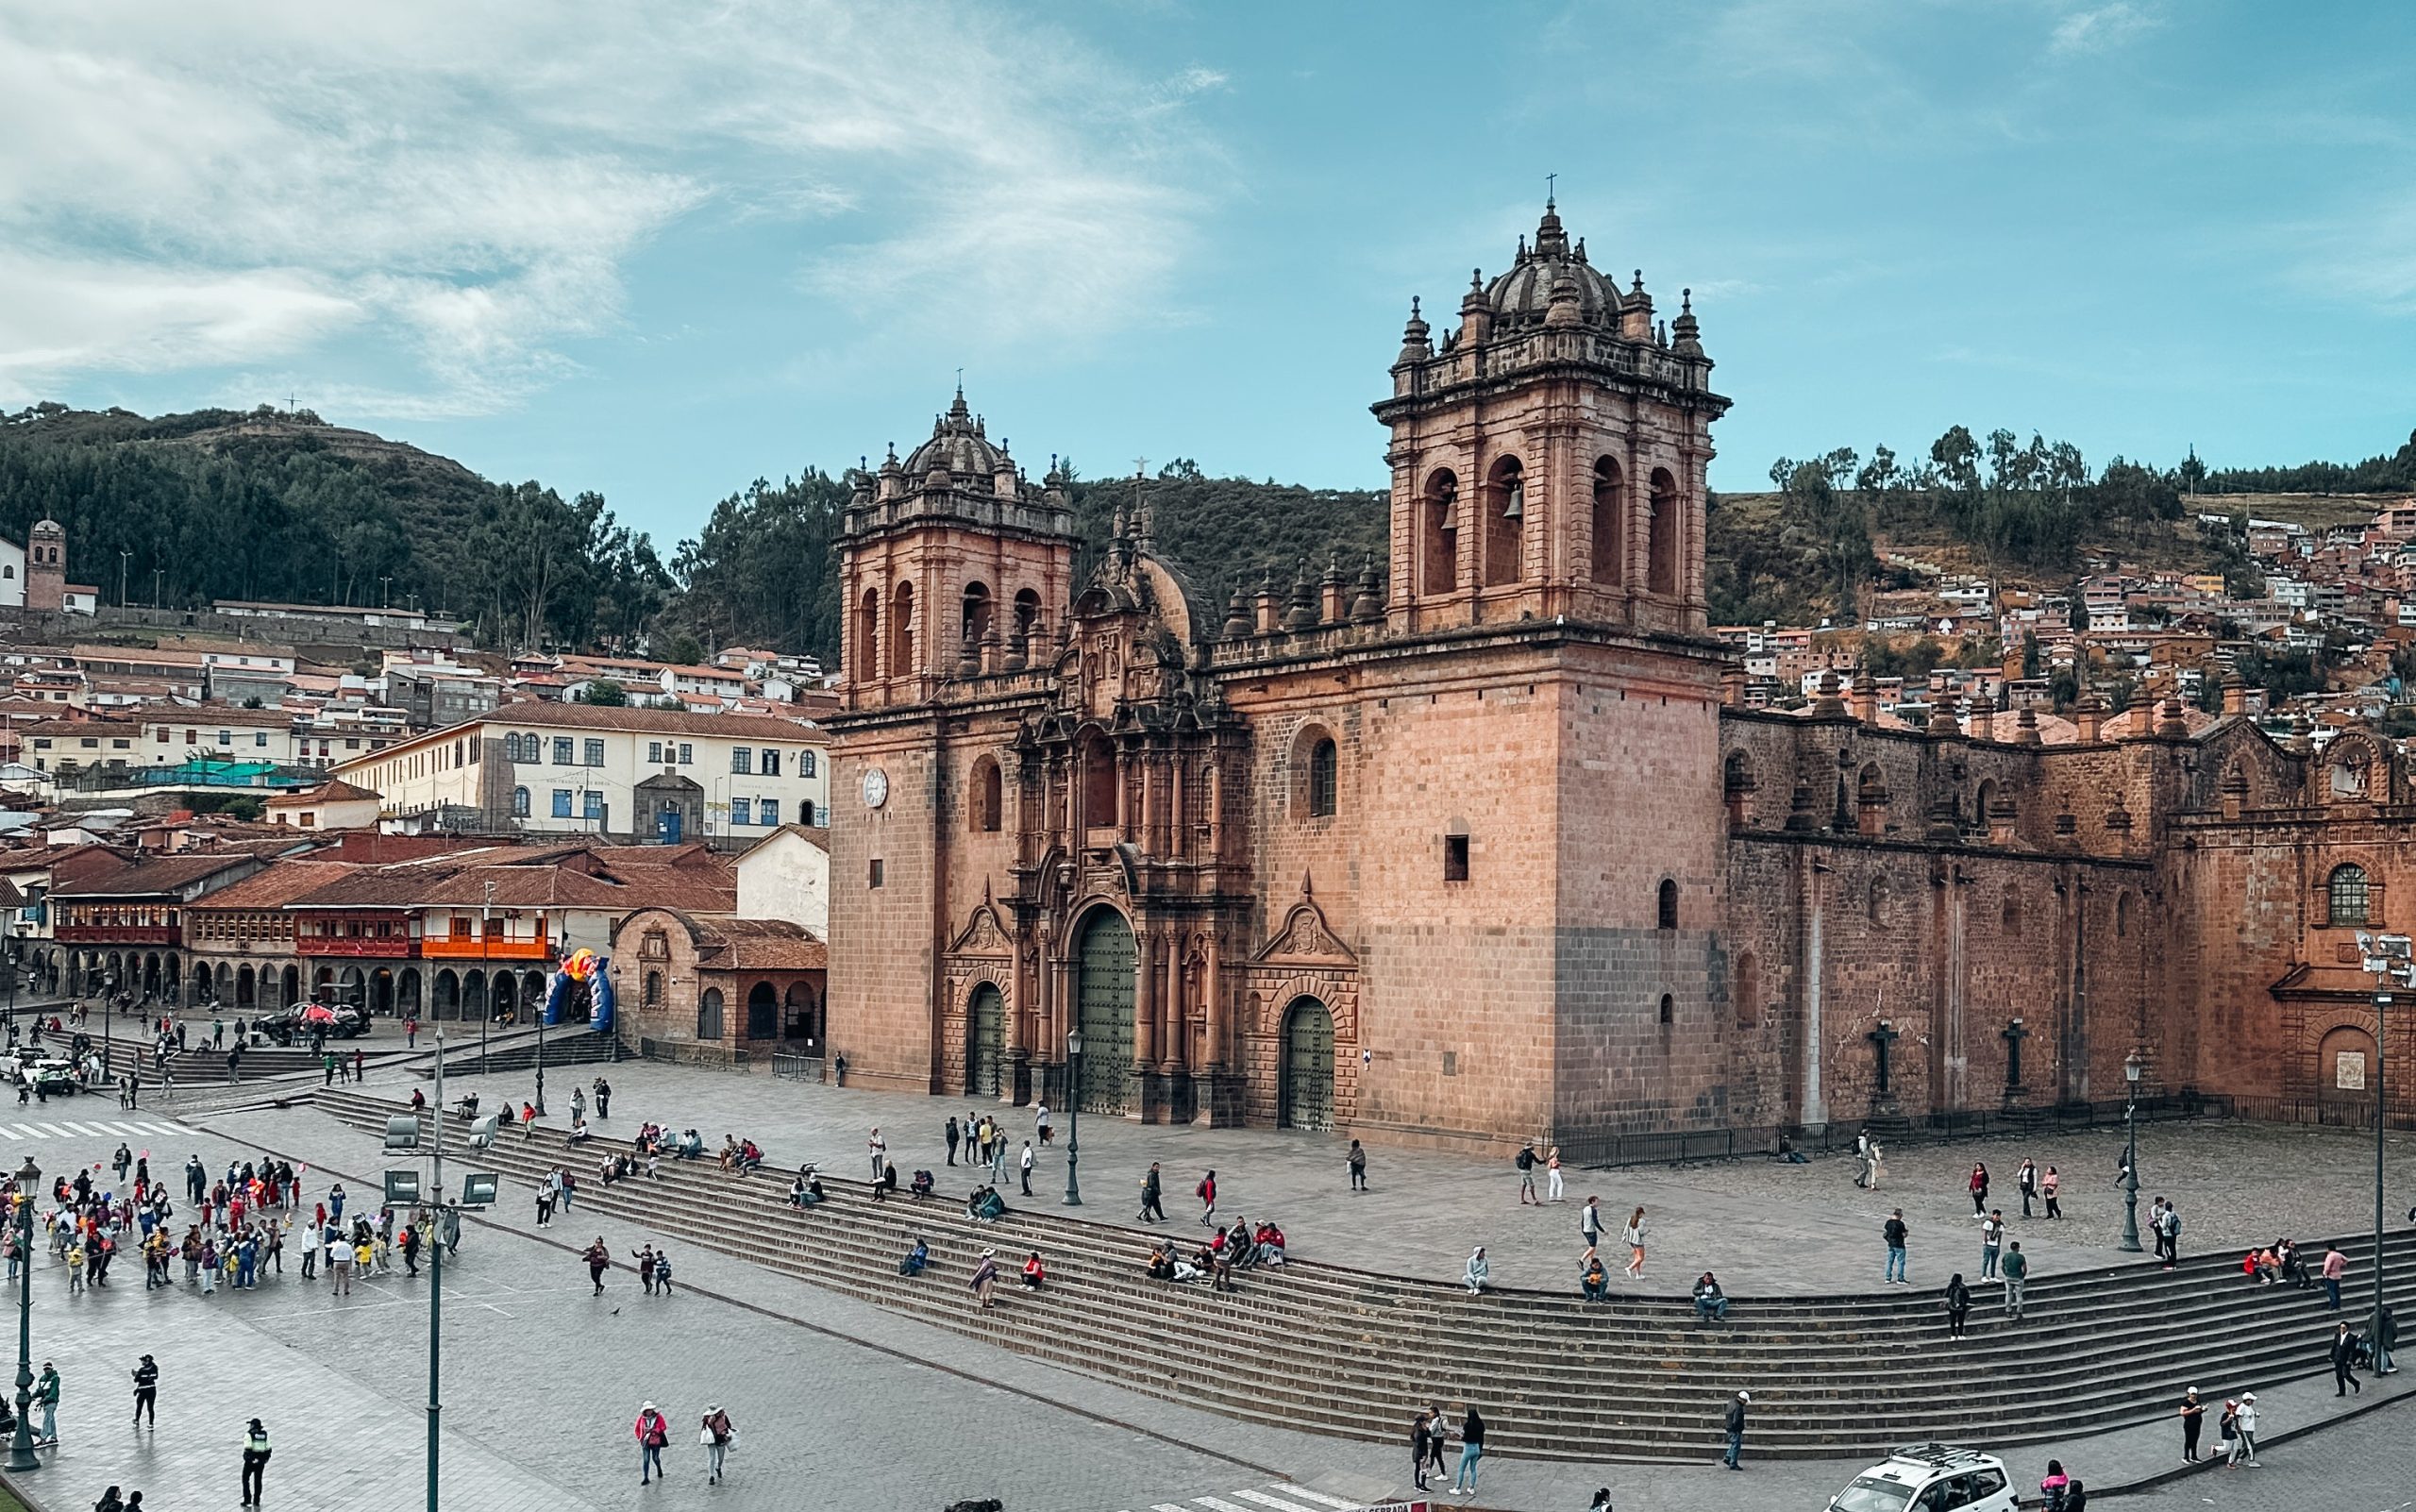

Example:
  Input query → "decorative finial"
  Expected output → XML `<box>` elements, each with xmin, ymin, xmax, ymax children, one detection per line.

<box><xmin>1632</xmin><ymin>269</ymin><xmax>1644</xmax><ymax>294</ymax></box>
<box><xmin>1411</xmin><ymin>294</ymin><xmax>1421</xmax><ymax>319</ymax></box>
<box><xmin>1545</xmin><ymin>171</ymin><xmax>1556</xmax><ymax>209</ymax></box>
<box><xmin>1470</xmin><ymin>267</ymin><xmax>1483</xmax><ymax>290</ymax></box>
<box><xmin>1682</xmin><ymin>288</ymin><xmax>1692</xmax><ymax>313</ymax></box>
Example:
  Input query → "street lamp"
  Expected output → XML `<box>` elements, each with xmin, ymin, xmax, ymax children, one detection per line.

<box><xmin>2119</xmin><ymin>1050</ymin><xmax>2144</xmax><ymax>1253</ymax></box>
<box><xmin>8</xmin><ymin>1153</ymin><xmax>39</xmax><ymax>1473</ymax></box>
<box><xmin>2357</xmin><ymin>932</ymin><xmax>2410</xmax><ymax>1373</ymax></box>
<box><xmin>1063</xmin><ymin>1029</ymin><xmax>1083</xmax><ymax>1207</ymax></box>
<box><xmin>533</xmin><ymin>967</ymin><xmax>547</xmax><ymax>1118</ymax></box>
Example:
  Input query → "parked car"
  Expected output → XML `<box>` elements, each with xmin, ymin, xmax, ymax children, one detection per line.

<box><xmin>11</xmin><ymin>1059</ymin><xmax>78</xmax><ymax>1097</ymax></box>
<box><xmin>256</xmin><ymin>1002</ymin><xmax>371</xmax><ymax>1046</ymax></box>
<box><xmin>1827</xmin><ymin>1445</ymin><xmax>2016</xmax><ymax>1512</ymax></box>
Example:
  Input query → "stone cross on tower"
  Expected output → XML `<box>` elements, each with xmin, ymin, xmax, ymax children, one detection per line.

<box><xmin>1867</xmin><ymin>1018</ymin><xmax>1902</xmax><ymax>1098</ymax></box>
<box><xmin>2002</xmin><ymin>1017</ymin><xmax>2032</xmax><ymax>1092</ymax></box>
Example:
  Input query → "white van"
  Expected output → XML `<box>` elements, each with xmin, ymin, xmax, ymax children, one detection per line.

<box><xmin>1826</xmin><ymin>1444</ymin><xmax>2018</xmax><ymax>1512</ymax></box>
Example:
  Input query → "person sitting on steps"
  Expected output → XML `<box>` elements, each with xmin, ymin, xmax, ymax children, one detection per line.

<box><xmin>898</xmin><ymin>1235</ymin><xmax>928</xmax><ymax>1277</ymax></box>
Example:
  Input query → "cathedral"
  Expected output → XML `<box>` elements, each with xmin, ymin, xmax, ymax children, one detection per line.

<box><xmin>824</xmin><ymin>202</ymin><xmax>2408</xmax><ymax>1151</ymax></box>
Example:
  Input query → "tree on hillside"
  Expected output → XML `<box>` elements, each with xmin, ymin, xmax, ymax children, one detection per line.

<box><xmin>666</xmin><ymin>471</ymin><xmax>847</xmax><ymax>661</ymax></box>
<box><xmin>577</xmin><ymin>679</ymin><xmax>629</xmax><ymax>706</ymax></box>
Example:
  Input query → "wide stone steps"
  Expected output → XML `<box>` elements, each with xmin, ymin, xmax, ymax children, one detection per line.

<box><xmin>313</xmin><ymin>1092</ymin><xmax>2412</xmax><ymax>1459</ymax></box>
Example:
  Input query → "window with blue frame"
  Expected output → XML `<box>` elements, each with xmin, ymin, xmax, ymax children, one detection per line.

<box><xmin>582</xmin><ymin>790</ymin><xmax>603</xmax><ymax>819</ymax></box>
<box><xmin>730</xmin><ymin>797</ymin><xmax>752</xmax><ymax>826</ymax></box>
<box><xmin>731</xmin><ymin>748</ymin><xmax>753</xmax><ymax>775</ymax></box>
<box><xmin>761</xmin><ymin>748</ymin><xmax>780</xmax><ymax>776</ymax></box>
<box><xmin>802</xmin><ymin>750</ymin><xmax>817</xmax><ymax>777</ymax></box>
<box><xmin>552</xmin><ymin>737</ymin><xmax>575</xmax><ymax>764</ymax></box>
<box><xmin>512</xmin><ymin>787</ymin><xmax>530</xmax><ymax>817</ymax></box>
<box><xmin>552</xmin><ymin>788</ymin><xmax>573</xmax><ymax>817</ymax></box>
<box><xmin>584</xmin><ymin>739</ymin><xmax>605</xmax><ymax>767</ymax></box>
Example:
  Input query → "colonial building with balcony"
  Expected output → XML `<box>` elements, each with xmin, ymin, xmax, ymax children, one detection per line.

<box><xmin>610</xmin><ymin>906</ymin><xmax>826</xmax><ymax>1069</ymax></box>
<box><xmin>51</xmin><ymin>850</ymin><xmax>267</xmax><ymax>1001</ymax></box>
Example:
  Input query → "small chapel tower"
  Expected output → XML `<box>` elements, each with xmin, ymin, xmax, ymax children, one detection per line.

<box><xmin>1371</xmin><ymin>200</ymin><xmax>1729</xmax><ymax>637</ymax></box>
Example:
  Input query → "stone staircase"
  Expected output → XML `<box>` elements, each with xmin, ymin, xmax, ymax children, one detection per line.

<box><xmin>428</xmin><ymin>1031</ymin><xmax>619</xmax><ymax>1078</ymax></box>
<box><xmin>313</xmin><ymin>1089</ymin><xmax>2416</xmax><ymax>1463</ymax></box>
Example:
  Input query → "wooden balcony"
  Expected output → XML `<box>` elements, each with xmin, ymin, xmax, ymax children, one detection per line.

<box><xmin>420</xmin><ymin>936</ymin><xmax>552</xmax><ymax>962</ymax></box>
<box><xmin>56</xmin><ymin>924</ymin><xmax>180</xmax><ymax>946</ymax></box>
<box><xmin>295</xmin><ymin>935</ymin><xmax>416</xmax><ymax>959</ymax></box>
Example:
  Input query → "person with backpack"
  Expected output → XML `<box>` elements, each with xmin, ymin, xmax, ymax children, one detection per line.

<box><xmin>2157</xmin><ymin>1201</ymin><xmax>2182</xmax><ymax>1268</ymax></box>
<box><xmin>1884</xmin><ymin>1209</ymin><xmax>1910</xmax><ymax>1285</ymax></box>
<box><xmin>1515</xmin><ymin>1142</ymin><xmax>1539</xmax><ymax>1205</ymax></box>
<box><xmin>1138</xmin><ymin>1163</ymin><xmax>1165</xmax><ymax>1223</ymax></box>
<box><xmin>633</xmin><ymin>1401</ymin><xmax>671</xmax><ymax>1484</ymax></box>
<box><xmin>1196</xmin><ymin>1169</ymin><xmax>1216</xmax><ymax>1227</ymax></box>
<box><xmin>239</xmin><ymin>1418</ymin><xmax>272</xmax><ymax>1506</ymax></box>
<box><xmin>1943</xmin><ymin>1273</ymin><xmax>1971</xmax><ymax>1338</ymax></box>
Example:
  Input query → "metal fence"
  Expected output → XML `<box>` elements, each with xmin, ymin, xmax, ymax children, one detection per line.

<box><xmin>1559</xmin><ymin>1092</ymin><xmax>2235</xmax><ymax>1171</ymax></box>
<box><xmin>2222</xmin><ymin>1094</ymin><xmax>2416</xmax><ymax>1133</ymax></box>
<box><xmin>770</xmin><ymin>1051</ymin><xmax>825</xmax><ymax>1084</ymax></box>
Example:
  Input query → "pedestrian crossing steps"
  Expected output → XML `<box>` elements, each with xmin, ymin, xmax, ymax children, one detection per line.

<box><xmin>1124</xmin><ymin>1483</ymin><xmax>1367</xmax><ymax>1512</ymax></box>
<box><xmin>312</xmin><ymin>1090</ymin><xmax>2416</xmax><ymax>1463</ymax></box>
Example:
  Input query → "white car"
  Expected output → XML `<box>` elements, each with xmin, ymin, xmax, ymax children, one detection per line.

<box><xmin>1826</xmin><ymin>1444</ymin><xmax>2017</xmax><ymax>1512</ymax></box>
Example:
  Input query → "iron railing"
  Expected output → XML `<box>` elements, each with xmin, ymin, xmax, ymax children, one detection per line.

<box><xmin>771</xmin><ymin>1051</ymin><xmax>825</xmax><ymax>1084</ymax></box>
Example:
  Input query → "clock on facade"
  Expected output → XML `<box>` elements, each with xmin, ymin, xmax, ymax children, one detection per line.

<box><xmin>861</xmin><ymin>766</ymin><xmax>890</xmax><ymax>810</ymax></box>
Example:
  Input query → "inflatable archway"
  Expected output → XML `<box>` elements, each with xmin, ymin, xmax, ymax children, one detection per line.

<box><xmin>544</xmin><ymin>949</ymin><xmax>616</xmax><ymax>1033</ymax></box>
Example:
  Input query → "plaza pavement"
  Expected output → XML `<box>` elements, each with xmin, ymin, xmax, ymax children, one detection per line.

<box><xmin>0</xmin><ymin>1084</ymin><xmax>2406</xmax><ymax>1512</ymax></box>
<box><xmin>407</xmin><ymin>1053</ymin><xmax>2416</xmax><ymax>1299</ymax></box>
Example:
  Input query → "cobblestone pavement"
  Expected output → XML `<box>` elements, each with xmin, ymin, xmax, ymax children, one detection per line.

<box><xmin>409</xmin><ymin>1056</ymin><xmax>2416</xmax><ymax>1299</ymax></box>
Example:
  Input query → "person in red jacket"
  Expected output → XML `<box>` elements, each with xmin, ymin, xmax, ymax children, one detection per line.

<box><xmin>633</xmin><ymin>1401</ymin><xmax>670</xmax><ymax>1484</ymax></box>
<box><xmin>1021</xmin><ymin>1252</ymin><xmax>1046</xmax><ymax>1290</ymax></box>
<box><xmin>1197</xmin><ymin>1169</ymin><xmax>1216</xmax><ymax>1227</ymax></box>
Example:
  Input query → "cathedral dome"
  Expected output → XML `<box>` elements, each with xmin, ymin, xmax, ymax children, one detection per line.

<box><xmin>904</xmin><ymin>388</ymin><xmax>1011</xmax><ymax>479</ymax></box>
<box><xmin>1482</xmin><ymin>201</ymin><xmax>1625</xmax><ymax>330</ymax></box>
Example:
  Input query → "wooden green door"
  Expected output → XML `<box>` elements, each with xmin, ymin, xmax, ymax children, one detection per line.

<box><xmin>1281</xmin><ymin>997</ymin><xmax>1335</xmax><ymax>1130</ymax></box>
<box><xmin>967</xmin><ymin>983</ymin><xmax>1005</xmax><ymax>1097</ymax></box>
<box><xmin>1074</xmin><ymin>910</ymin><xmax>1135</xmax><ymax>1114</ymax></box>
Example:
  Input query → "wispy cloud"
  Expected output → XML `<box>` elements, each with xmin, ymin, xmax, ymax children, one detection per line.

<box><xmin>0</xmin><ymin>3</ymin><xmax>1223</xmax><ymax>417</ymax></box>
<box><xmin>2049</xmin><ymin>2</ymin><xmax>2167</xmax><ymax>57</ymax></box>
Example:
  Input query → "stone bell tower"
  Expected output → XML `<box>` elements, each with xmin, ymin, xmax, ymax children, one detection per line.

<box><xmin>1372</xmin><ymin>199</ymin><xmax>1729</xmax><ymax>639</ymax></box>
<box><xmin>25</xmin><ymin>518</ymin><xmax>65</xmax><ymax>613</ymax></box>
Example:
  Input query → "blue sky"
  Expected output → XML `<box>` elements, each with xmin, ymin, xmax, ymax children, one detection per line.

<box><xmin>3</xmin><ymin>1</ymin><xmax>2411</xmax><ymax>548</ymax></box>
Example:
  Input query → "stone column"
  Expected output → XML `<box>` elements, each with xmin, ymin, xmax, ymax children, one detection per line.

<box><xmin>1802</xmin><ymin>854</ymin><xmax>1829</xmax><ymax>1130</ymax></box>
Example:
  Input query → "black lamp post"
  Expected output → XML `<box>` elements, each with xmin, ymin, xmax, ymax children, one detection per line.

<box><xmin>2119</xmin><ymin>1050</ymin><xmax>2144</xmax><ymax>1253</ymax></box>
<box><xmin>8</xmin><ymin>1153</ymin><xmax>40</xmax><ymax>1473</ymax></box>
<box><xmin>1063</xmin><ymin>1029</ymin><xmax>1082</xmax><ymax>1207</ymax></box>
<box><xmin>2357</xmin><ymin>932</ymin><xmax>2410</xmax><ymax>1373</ymax></box>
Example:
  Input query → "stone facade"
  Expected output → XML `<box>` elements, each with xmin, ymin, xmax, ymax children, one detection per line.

<box><xmin>823</xmin><ymin>202</ymin><xmax>2416</xmax><ymax>1150</ymax></box>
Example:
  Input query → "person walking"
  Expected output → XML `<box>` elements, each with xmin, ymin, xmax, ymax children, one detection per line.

<box><xmin>2177</xmin><ymin>1386</ymin><xmax>2206</xmax><ymax>1462</ymax></box>
<box><xmin>1196</xmin><ymin>1169</ymin><xmax>1217</xmax><ymax>1227</ymax></box>
<box><xmin>584</xmin><ymin>1237</ymin><xmax>611</xmax><ymax>1293</ymax></box>
<box><xmin>1854</xmin><ymin>1128</ymin><xmax>1873</xmax><ymax>1188</ymax></box>
<box><xmin>2042</xmin><ymin>1165</ymin><xmax>2061</xmax><ymax>1219</ymax></box>
<box><xmin>1979</xmin><ymin>1210</ymin><xmax>2005</xmax><ymax>1280</ymax></box>
<box><xmin>1969</xmin><ymin>1162</ymin><xmax>1990</xmax><ymax>1217</ymax></box>
<box><xmin>2227</xmin><ymin>1392</ymin><xmax>2259</xmax><ymax>1468</ymax></box>
<box><xmin>699</xmin><ymin>1403</ymin><xmax>734</xmax><ymax>1485</ymax></box>
<box><xmin>1943</xmin><ymin>1273</ymin><xmax>1971</xmax><ymax>1338</ymax></box>
<box><xmin>593</xmin><ymin>1076</ymin><xmax>612</xmax><ymax>1118</ymax></box>
<box><xmin>655</xmin><ymin>1250</ymin><xmax>674</xmax><ymax>1297</ymax></box>
<box><xmin>1424</xmin><ymin>1403</ymin><xmax>1450</xmax><ymax>1486</ymax></box>
<box><xmin>1515</xmin><ymin>1142</ymin><xmax>1539</xmax><ymax>1205</ymax></box>
<box><xmin>1348</xmin><ymin>1140</ymin><xmax>1368</xmax><ymax>1192</ymax></box>
<box><xmin>970</xmin><ymin>1247</ymin><xmax>999</xmax><ymax>1309</ymax></box>
<box><xmin>2001</xmin><ymin>1241</ymin><xmax>2029</xmax><ymax>1321</ymax></box>
<box><xmin>1721</xmin><ymin>1390</ymin><xmax>1748</xmax><ymax>1470</ymax></box>
<box><xmin>1138</xmin><ymin>1162</ymin><xmax>1166</xmax><ymax>1223</ymax></box>
<box><xmin>945</xmin><ymin>1116</ymin><xmax>960</xmax><ymax>1167</ymax></box>
<box><xmin>1451</xmin><ymin>1405</ymin><xmax>1485</xmax><ymax>1494</ymax></box>
<box><xmin>1545</xmin><ymin>1146</ymin><xmax>1565</xmax><ymax>1202</ymax></box>
<box><xmin>239</xmin><ymin>1418</ymin><xmax>272</xmax><ymax>1506</ymax></box>
<box><xmin>1035</xmin><ymin>1101</ymin><xmax>1051</xmax><ymax>1146</ymax></box>
<box><xmin>34</xmin><ymin>1360</ymin><xmax>59</xmax><ymax>1445</ymax></box>
<box><xmin>327</xmin><ymin>1231</ymin><xmax>352</xmax><ymax>1296</ymax></box>
<box><xmin>633</xmin><ymin>1401</ymin><xmax>670</xmax><ymax>1485</ymax></box>
<box><xmin>1621</xmin><ymin>1207</ymin><xmax>1647</xmax><ymax>1280</ymax></box>
<box><xmin>1408</xmin><ymin>1409</ymin><xmax>1433</xmax><ymax>1493</ymax></box>
<box><xmin>129</xmin><ymin>1355</ymin><xmax>157</xmax><ymax>1428</ymax></box>
<box><xmin>1018</xmin><ymin>1139</ymin><xmax>1034</xmax><ymax>1197</ymax></box>
<box><xmin>1581</xmin><ymin>1196</ymin><xmax>1604</xmax><ymax>1250</ymax></box>
<box><xmin>405</xmin><ymin>1015</ymin><xmax>418</xmax><ymax>1049</ymax></box>
<box><xmin>2322</xmin><ymin>1244</ymin><xmax>2348</xmax><ymax>1311</ymax></box>
<box><xmin>2156</xmin><ymin>1199</ymin><xmax>2181</xmax><ymax>1268</ymax></box>
<box><xmin>2018</xmin><ymin>1157</ymin><xmax>2038</xmax><ymax>1218</ymax></box>
<box><xmin>1884</xmin><ymin>1209</ymin><xmax>1909</xmax><ymax>1285</ymax></box>
<box><xmin>2332</xmin><ymin>1321</ymin><xmax>2363</xmax><ymax>1396</ymax></box>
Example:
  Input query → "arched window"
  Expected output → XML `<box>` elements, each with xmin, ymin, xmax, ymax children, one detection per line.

<box><xmin>511</xmin><ymin>786</ymin><xmax>529</xmax><ymax>817</ymax></box>
<box><xmin>2116</xmin><ymin>890</ymin><xmax>2132</xmax><ymax>937</ymax></box>
<box><xmin>1421</xmin><ymin>469</ymin><xmax>1459</xmax><ymax>595</ymax></box>
<box><xmin>888</xmin><ymin>581</ymin><xmax>915</xmax><ymax>680</ymax></box>
<box><xmin>1735</xmin><ymin>952</ymin><xmax>1761</xmax><ymax>1028</ymax></box>
<box><xmin>855</xmin><ymin>588</ymin><xmax>880</xmax><ymax>683</ymax></box>
<box><xmin>1484</xmin><ymin>454</ymin><xmax>1524</xmax><ymax>588</ymax></box>
<box><xmin>970</xmin><ymin>756</ymin><xmax>1003</xmax><ymax>832</ymax></box>
<box><xmin>2002</xmin><ymin>888</ymin><xmax>2023</xmax><ymax>939</ymax></box>
<box><xmin>696</xmin><ymin>987</ymin><xmax>725</xmax><ymax>1042</ymax></box>
<box><xmin>962</xmin><ymin>581</ymin><xmax>994</xmax><ymax>653</ymax></box>
<box><xmin>1647</xmin><ymin>466</ymin><xmax>1680</xmax><ymax>596</ymax></box>
<box><xmin>643</xmin><ymin>970</ymin><xmax>663</xmax><ymax>1009</ymax></box>
<box><xmin>2329</xmin><ymin>864</ymin><xmax>2372</xmax><ymax>927</ymax></box>
<box><xmin>798</xmin><ymin>799</ymin><xmax>817</xmax><ymax>827</ymax></box>
<box><xmin>1013</xmin><ymin>588</ymin><xmax>1042</xmax><ymax>639</ymax></box>
<box><xmin>1590</xmin><ymin>456</ymin><xmax>1625</xmax><ymax>585</ymax></box>
<box><xmin>1307</xmin><ymin>736</ymin><xmax>1338</xmax><ymax>818</ymax></box>
<box><xmin>1868</xmin><ymin>876</ymin><xmax>1889</xmax><ymax>926</ymax></box>
<box><xmin>502</xmin><ymin>732</ymin><xmax>521</xmax><ymax>762</ymax></box>
<box><xmin>1658</xmin><ymin>993</ymin><xmax>1675</xmax><ymax>1025</ymax></box>
<box><xmin>1081</xmin><ymin>732</ymin><xmax>1116</xmax><ymax>830</ymax></box>
<box><xmin>1656</xmin><ymin>878</ymin><xmax>1679</xmax><ymax>930</ymax></box>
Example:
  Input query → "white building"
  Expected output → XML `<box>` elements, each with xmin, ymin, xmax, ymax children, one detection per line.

<box><xmin>334</xmin><ymin>703</ymin><xmax>830</xmax><ymax>847</ymax></box>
